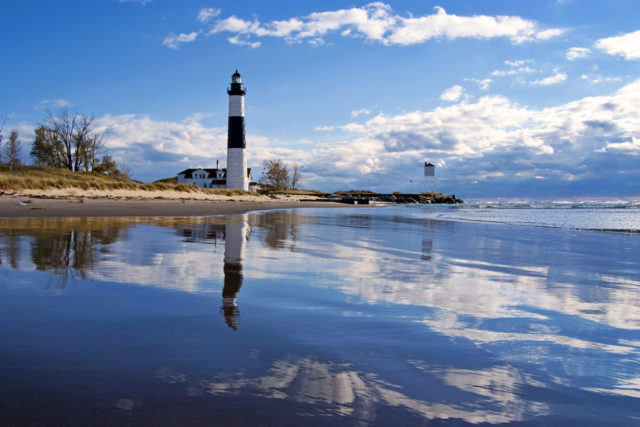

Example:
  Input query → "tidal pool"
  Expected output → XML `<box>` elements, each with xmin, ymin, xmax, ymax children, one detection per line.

<box><xmin>0</xmin><ymin>207</ymin><xmax>639</xmax><ymax>425</ymax></box>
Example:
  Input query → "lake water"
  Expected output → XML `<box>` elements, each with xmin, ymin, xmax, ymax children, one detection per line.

<box><xmin>1</xmin><ymin>205</ymin><xmax>639</xmax><ymax>425</ymax></box>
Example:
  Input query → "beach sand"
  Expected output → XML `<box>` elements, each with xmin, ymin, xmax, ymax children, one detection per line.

<box><xmin>0</xmin><ymin>189</ymin><xmax>346</xmax><ymax>217</ymax></box>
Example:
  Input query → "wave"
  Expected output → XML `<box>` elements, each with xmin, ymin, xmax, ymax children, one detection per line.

<box><xmin>459</xmin><ymin>200</ymin><xmax>640</xmax><ymax>209</ymax></box>
<box><xmin>406</xmin><ymin>203</ymin><xmax>640</xmax><ymax>232</ymax></box>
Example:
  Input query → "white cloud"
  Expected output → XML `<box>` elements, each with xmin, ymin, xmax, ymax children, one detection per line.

<box><xmin>227</xmin><ymin>35</ymin><xmax>261</xmax><ymax>48</ymax></box>
<box><xmin>535</xmin><ymin>28</ymin><xmax>565</xmax><ymax>40</ymax></box>
<box><xmin>197</xmin><ymin>8</ymin><xmax>221</xmax><ymax>23</ymax></box>
<box><xmin>491</xmin><ymin>59</ymin><xmax>535</xmax><ymax>76</ymax></box>
<box><xmin>465</xmin><ymin>78</ymin><xmax>492</xmax><ymax>90</ymax></box>
<box><xmin>162</xmin><ymin>32</ymin><xmax>198</xmax><ymax>49</ymax></box>
<box><xmin>200</xmin><ymin>3</ymin><xmax>562</xmax><ymax>47</ymax></box>
<box><xmin>440</xmin><ymin>85</ymin><xmax>464</xmax><ymax>101</ymax></box>
<box><xmin>351</xmin><ymin>108</ymin><xmax>372</xmax><ymax>118</ymax></box>
<box><xmin>324</xmin><ymin>79</ymin><xmax>640</xmax><ymax>191</ymax></box>
<box><xmin>118</xmin><ymin>0</ymin><xmax>152</xmax><ymax>4</ymax></box>
<box><xmin>504</xmin><ymin>59</ymin><xmax>533</xmax><ymax>67</ymax></box>
<box><xmin>92</xmin><ymin>80</ymin><xmax>640</xmax><ymax>195</ymax></box>
<box><xmin>36</xmin><ymin>99</ymin><xmax>71</xmax><ymax>109</ymax></box>
<box><xmin>596</xmin><ymin>29</ymin><xmax>640</xmax><ymax>60</ymax></box>
<box><xmin>598</xmin><ymin>137</ymin><xmax>640</xmax><ymax>153</ymax></box>
<box><xmin>94</xmin><ymin>113</ymin><xmax>227</xmax><ymax>162</ymax></box>
<box><xmin>314</xmin><ymin>125</ymin><xmax>335</xmax><ymax>131</ymax></box>
<box><xmin>531</xmin><ymin>71</ymin><xmax>567</xmax><ymax>85</ymax></box>
<box><xmin>211</xmin><ymin>15</ymin><xmax>257</xmax><ymax>34</ymax></box>
<box><xmin>566</xmin><ymin>47</ymin><xmax>590</xmax><ymax>60</ymax></box>
<box><xmin>580</xmin><ymin>73</ymin><xmax>622</xmax><ymax>84</ymax></box>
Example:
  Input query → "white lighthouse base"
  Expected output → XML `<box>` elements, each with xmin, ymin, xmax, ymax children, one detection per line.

<box><xmin>226</xmin><ymin>148</ymin><xmax>248</xmax><ymax>191</ymax></box>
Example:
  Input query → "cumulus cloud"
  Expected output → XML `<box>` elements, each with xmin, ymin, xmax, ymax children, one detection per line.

<box><xmin>595</xmin><ymin>29</ymin><xmax>640</xmax><ymax>60</ymax></box>
<box><xmin>440</xmin><ymin>85</ymin><xmax>464</xmax><ymax>101</ymax></box>
<box><xmin>93</xmin><ymin>113</ymin><xmax>310</xmax><ymax>181</ymax></box>
<box><xmin>326</xmin><ymin>79</ymin><xmax>640</xmax><ymax>194</ymax></box>
<box><xmin>531</xmin><ymin>71</ymin><xmax>567</xmax><ymax>85</ymax></box>
<box><xmin>190</xmin><ymin>3</ymin><xmax>563</xmax><ymax>48</ymax></box>
<box><xmin>94</xmin><ymin>80</ymin><xmax>640</xmax><ymax>196</ymax></box>
<box><xmin>162</xmin><ymin>32</ymin><xmax>199</xmax><ymax>49</ymax></box>
<box><xmin>566</xmin><ymin>47</ymin><xmax>590</xmax><ymax>60</ymax></box>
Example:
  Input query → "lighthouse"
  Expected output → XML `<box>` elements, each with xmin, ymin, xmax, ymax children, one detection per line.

<box><xmin>226</xmin><ymin>70</ymin><xmax>248</xmax><ymax>191</ymax></box>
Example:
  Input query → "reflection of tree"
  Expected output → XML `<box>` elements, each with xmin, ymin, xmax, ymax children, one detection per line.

<box><xmin>0</xmin><ymin>235</ymin><xmax>21</xmax><ymax>269</ymax></box>
<box><xmin>0</xmin><ymin>218</ymin><xmax>136</xmax><ymax>289</ymax></box>
<box><xmin>250</xmin><ymin>211</ymin><xmax>302</xmax><ymax>251</ymax></box>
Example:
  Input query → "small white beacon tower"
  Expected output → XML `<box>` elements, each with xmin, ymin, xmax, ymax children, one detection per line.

<box><xmin>424</xmin><ymin>162</ymin><xmax>435</xmax><ymax>192</ymax></box>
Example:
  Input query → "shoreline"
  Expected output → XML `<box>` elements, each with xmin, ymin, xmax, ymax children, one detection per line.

<box><xmin>0</xmin><ymin>190</ymin><xmax>352</xmax><ymax>218</ymax></box>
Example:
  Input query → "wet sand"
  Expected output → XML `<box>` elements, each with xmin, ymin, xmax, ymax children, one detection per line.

<box><xmin>0</xmin><ymin>194</ymin><xmax>347</xmax><ymax>218</ymax></box>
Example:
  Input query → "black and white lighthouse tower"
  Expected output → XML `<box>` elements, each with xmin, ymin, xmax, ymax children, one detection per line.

<box><xmin>226</xmin><ymin>70</ymin><xmax>248</xmax><ymax>191</ymax></box>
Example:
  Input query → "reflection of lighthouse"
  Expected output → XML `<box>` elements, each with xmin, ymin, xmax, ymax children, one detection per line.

<box><xmin>221</xmin><ymin>215</ymin><xmax>250</xmax><ymax>330</ymax></box>
<box><xmin>226</xmin><ymin>70</ymin><xmax>248</xmax><ymax>191</ymax></box>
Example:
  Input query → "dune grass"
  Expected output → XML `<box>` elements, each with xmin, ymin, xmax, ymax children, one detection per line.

<box><xmin>0</xmin><ymin>166</ymin><xmax>253</xmax><ymax>196</ymax></box>
<box><xmin>262</xmin><ymin>188</ymin><xmax>329</xmax><ymax>196</ymax></box>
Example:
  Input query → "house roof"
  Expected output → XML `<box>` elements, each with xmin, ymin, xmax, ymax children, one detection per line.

<box><xmin>177</xmin><ymin>167</ymin><xmax>252</xmax><ymax>179</ymax></box>
<box><xmin>177</xmin><ymin>168</ymin><xmax>226</xmax><ymax>179</ymax></box>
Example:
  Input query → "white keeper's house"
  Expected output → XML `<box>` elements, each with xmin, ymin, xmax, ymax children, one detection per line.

<box><xmin>176</xmin><ymin>167</ymin><xmax>255</xmax><ymax>190</ymax></box>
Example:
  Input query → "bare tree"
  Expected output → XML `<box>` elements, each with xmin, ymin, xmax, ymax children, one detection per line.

<box><xmin>260</xmin><ymin>159</ymin><xmax>301</xmax><ymax>191</ymax></box>
<box><xmin>290</xmin><ymin>163</ymin><xmax>301</xmax><ymax>189</ymax></box>
<box><xmin>31</xmin><ymin>108</ymin><xmax>106</xmax><ymax>172</ymax></box>
<box><xmin>5</xmin><ymin>129</ymin><xmax>22</xmax><ymax>170</ymax></box>
<box><xmin>118</xmin><ymin>160</ymin><xmax>132</xmax><ymax>180</ymax></box>
<box><xmin>0</xmin><ymin>116</ymin><xmax>5</xmax><ymax>164</ymax></box>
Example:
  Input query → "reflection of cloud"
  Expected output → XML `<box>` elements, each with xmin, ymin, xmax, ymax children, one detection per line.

<box><xmin>246</xmin><ymin>212</ymin><xmax>640</xmax><ymax>354</ymax></box>
<box><xmin>409</xmin><ymin>360</ymin><xmax>548</xmax><ymax>417</ymax></box>
<box><xmin>93</xmin><ymin>244</ymin><xmax>222</xmax><ymax>293</ymax></box>
<box><xmin>585</xmin><ymin>376</ymin><xmax>640</xmax><ymax>398</ymax></box>
<box><xmin>114</xmin><ymin>398</ymin><xmax>135</xmax><ymax>414</ymax></box>
<box><xmin>155</xmin><ymin>366</ymin><xmax>187</xmax><ymax>384</ymax></box>
<box><xmin>419</xmin><ymin>318</ymin><xmax>637</xmax><ymax>355</ymax></box>
<box><xmin>185</xmin><ymin>357</ymin><xmax>546</xmax><ymax>423</ymax></box>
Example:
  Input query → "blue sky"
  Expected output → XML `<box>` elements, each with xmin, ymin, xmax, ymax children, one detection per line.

<box><xmin>3</xmin><ymin>0</ymin><xmax>640</xmax><ymax>198</ymax></box>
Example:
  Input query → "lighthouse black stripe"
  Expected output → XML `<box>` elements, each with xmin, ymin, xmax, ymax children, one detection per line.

<box><xmin>227</xmin><ymin>116</ymin><xmax>246</xmax><ymax>149</ymax></box>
